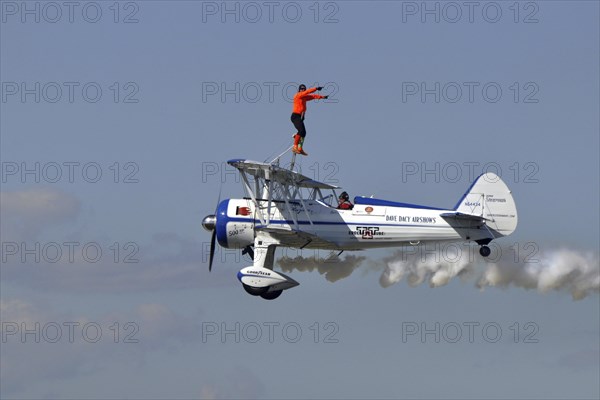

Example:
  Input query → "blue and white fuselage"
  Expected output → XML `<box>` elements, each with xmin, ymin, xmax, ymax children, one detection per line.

<box><xmin>217</xmin><ymin>196</ymin><xmax>493</xmax><ymax>251</ymax></box>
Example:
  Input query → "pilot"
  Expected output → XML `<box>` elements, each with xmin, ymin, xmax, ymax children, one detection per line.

<box><xmin>291</xmin><ymin>84</ymin><xmax>328</xmax><ymax>156</ymax></box>
<box><xmin>337</xmin><ymin>191</ymin><xmax>353</xmax><ymax>210</ymax></box>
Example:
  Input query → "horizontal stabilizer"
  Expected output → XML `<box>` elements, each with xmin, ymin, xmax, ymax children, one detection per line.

<box><xmin>439</xmin><ymin>212</ymin><xmax>490</xmax><ymax>222</ymax></box>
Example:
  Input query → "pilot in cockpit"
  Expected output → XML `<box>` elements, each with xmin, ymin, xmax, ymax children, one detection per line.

<box><xmin>337</xmin><ymin>191</ymin><xmax>354</xmax><ymax>210</ymax></box>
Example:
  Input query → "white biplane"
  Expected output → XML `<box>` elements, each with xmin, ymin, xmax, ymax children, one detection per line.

<box><xmin>202</xmin><ymin>151</ymin><xmax>518</xmax><ymax>300</ymax></box>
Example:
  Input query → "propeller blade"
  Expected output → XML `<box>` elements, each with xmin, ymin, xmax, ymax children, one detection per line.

<box><xmin>215</xmin><ymin>184</ymin><xmax>222</xmax><ymax>213</ymax></box>
<box><xmin>209</xmin><ymin>230</ymin><xmax>216</xmax><ymax>272</ymax></box>
<box><xmin>242</xmin><ymin>245</ymin><xmax>254</xmax><ymax>260</ymax></box>
<box><xmin>207</xmin><ymin>183</ymin><xmax>222</xmax><ymax>272</ymax></box>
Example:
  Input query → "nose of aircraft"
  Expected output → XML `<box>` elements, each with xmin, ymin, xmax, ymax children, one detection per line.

<box><xmin>202</xmin><ymin>214</ymin><xmax>216</xmax><ymax>231</ymax></box>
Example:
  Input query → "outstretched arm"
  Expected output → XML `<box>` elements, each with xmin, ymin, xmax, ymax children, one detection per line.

<box><xmin>300</xmin><ymin>86</ymin><xmax>323</xmax><ymax>98</ymax></box>
<box><xmin>304</xmin><ymin>94</ymin><xmax>326</xmax><ymax>101</ymax></box>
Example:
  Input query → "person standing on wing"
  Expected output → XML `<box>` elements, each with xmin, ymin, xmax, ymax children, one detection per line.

<box><xmin>291</xmin><ymin>84</ymin><xmax>328</xmax><ymax>156</ymax></box>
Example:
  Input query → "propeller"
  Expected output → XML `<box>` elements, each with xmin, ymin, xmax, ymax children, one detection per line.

<box><xmin>208</xmin><ymin>230</ymin><xmax>216</xmax><ymax>271</ymax></box>
<box><xmin>242</xmin><ymin>245</ymin><xmax>254</xmax><ymax>260</ymax></box>
<box><xmin>202</xmin><ymin>185</ymin><xmax>222</xmax><ymax>272</ymax></box>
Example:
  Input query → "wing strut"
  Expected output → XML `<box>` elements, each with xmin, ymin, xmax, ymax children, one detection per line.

<box><xmin>240</xmin><ymin>171</ymin><xmax>266</xmax><ymax>226</ymax></box>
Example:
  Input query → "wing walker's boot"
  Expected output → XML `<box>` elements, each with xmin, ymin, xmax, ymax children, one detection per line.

<box><xmin>298</xmin><ymin>137</ymin><xmax>308</xmax><ymax>156</ymax></box>
<box><xmin>292</xmin><ymin>134</ymin><xmax>301</xmax><ymax>154</ymax></box>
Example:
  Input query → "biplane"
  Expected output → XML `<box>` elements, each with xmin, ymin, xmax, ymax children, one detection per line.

<box><xmin>202</xmin><ymin>151</ymin><xmax>518</xmax><ymax>300</ymax></box>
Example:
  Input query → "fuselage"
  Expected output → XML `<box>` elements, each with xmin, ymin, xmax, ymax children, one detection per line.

<box><xmin>215</xmin><ymin>196</ymin><xmax>491</xmax><ymax>251</ymax></box>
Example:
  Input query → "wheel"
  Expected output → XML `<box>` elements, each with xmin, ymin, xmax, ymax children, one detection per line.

<box><xmin>260</xmin><ymin>290</ymin><xmax>283</xmax><ymax>300</ymax></box>
<box><xmin>242</xmin><ymin>284</ymin><xmax>268</xmax><ymax>296</ymax></box>
<box><xmin>479</xmin><ymin>245</ymin><xmax>491</xmax><ymax>257</ymax></box>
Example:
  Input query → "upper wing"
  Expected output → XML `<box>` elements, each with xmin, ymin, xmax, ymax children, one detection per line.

<box><xmin>228</xmin><ymin>159</ymin><xmax>339</xmax><ymax>190</ymax></box>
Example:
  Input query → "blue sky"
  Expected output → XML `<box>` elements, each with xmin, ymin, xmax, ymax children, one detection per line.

<box><xmin>1</xmin><ymin>1</ymin><xmax>599</xmax><ymax>398</ymax></box>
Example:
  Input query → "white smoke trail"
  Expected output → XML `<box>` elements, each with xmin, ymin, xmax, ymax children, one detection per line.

<box><xmin>277</xmin><ymin>246</ymin><xmax>599</xmax><ymax>300</ymax></box>
<box><xmin>277</xmin><ymin>254</ymin><xmax>365</xmax><ymax>283</ymax></box>
<box><xmin>379</xmin><ymin>249</ymin><xmax>474</xmax><ymax>288</ymax></box>
<box><xmin>380</xmin><ymin>247</ymin><xmax>599</xmax><ymax>300</ymax></box>
<box><xmin>476</xmin><ymin>249</ymin><xmax>600</xmax><ymax>300</ymax></box>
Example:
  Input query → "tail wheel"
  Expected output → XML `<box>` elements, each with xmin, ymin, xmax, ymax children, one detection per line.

<box><xmin>479</xmin><ymin>245</ymin><xmax>491</xmax><ymax>257</ymax></box>
<box><xmin>260</xmin><ymin>290</ymin><xmax>283</xmax><ymax>300</ymax></box>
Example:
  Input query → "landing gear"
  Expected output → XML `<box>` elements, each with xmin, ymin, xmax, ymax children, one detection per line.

<box><xmin>242</xmin><ymin>284</ymin><xmax>268</xmax><ymax>296</ymax></box>
<box><xmin>260</xmin><ymin>290</ymin><xmax>283</xmax><ymax>300</ymax></box>
<box><xmin>242</xmin><ymin>284</ymin><xmax>283</xmax><ymax>300</ymax></box>
<box><xmin>479</xmin><ymin>245</ymin><xmax>491</xmax><ymax>257</ymax></box>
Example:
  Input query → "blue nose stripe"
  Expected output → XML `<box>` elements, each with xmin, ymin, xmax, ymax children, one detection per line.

<box><xmin>216</xmin><ymin>199</ymin><xmax>230</xmax><ymax>248</ymax></box>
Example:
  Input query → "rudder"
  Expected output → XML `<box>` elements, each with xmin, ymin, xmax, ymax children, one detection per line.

<box><xmin>454</xmin><ymin>173</ymin><xmax>518</xmax><ymax>237</ymax></box>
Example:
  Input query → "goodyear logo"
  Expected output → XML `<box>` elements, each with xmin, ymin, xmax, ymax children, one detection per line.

<box><xmin>247</xmin><ymin>270</ymin><xmax>271</xmax><ymax>276</ymax></box>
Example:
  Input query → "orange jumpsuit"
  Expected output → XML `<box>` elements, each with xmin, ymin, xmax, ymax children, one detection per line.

<box><xmin>291</xmin><ymin>87</ymin><xmax>325</xmax><ymax>137</ymax></box>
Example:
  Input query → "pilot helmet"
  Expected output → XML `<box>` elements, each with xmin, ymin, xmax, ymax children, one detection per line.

<box><xmin>339</xmin><ymin>191</ymin><xmax>349</xmax><ymax>201</ymax></box>
<box><xmin>298</xmin><ymin>84</ymin><xmax>307</xmax><ymax>91</ymax></box>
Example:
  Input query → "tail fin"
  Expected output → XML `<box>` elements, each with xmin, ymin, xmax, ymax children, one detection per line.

<box><xmin>454</xmin><ymin>173</ymin><xmax>518</xmax><ymax>236</ymax></box>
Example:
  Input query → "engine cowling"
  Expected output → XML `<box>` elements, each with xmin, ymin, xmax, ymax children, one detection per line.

<box><xmin>215</xmin><ymin>199</ymin><xmax>254</xmax><ymax>249</ymax></box>
<box><xmin>237</xmin><ymin>266</ymin><xmax>299</xmax><ymax>296</ymax></box>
